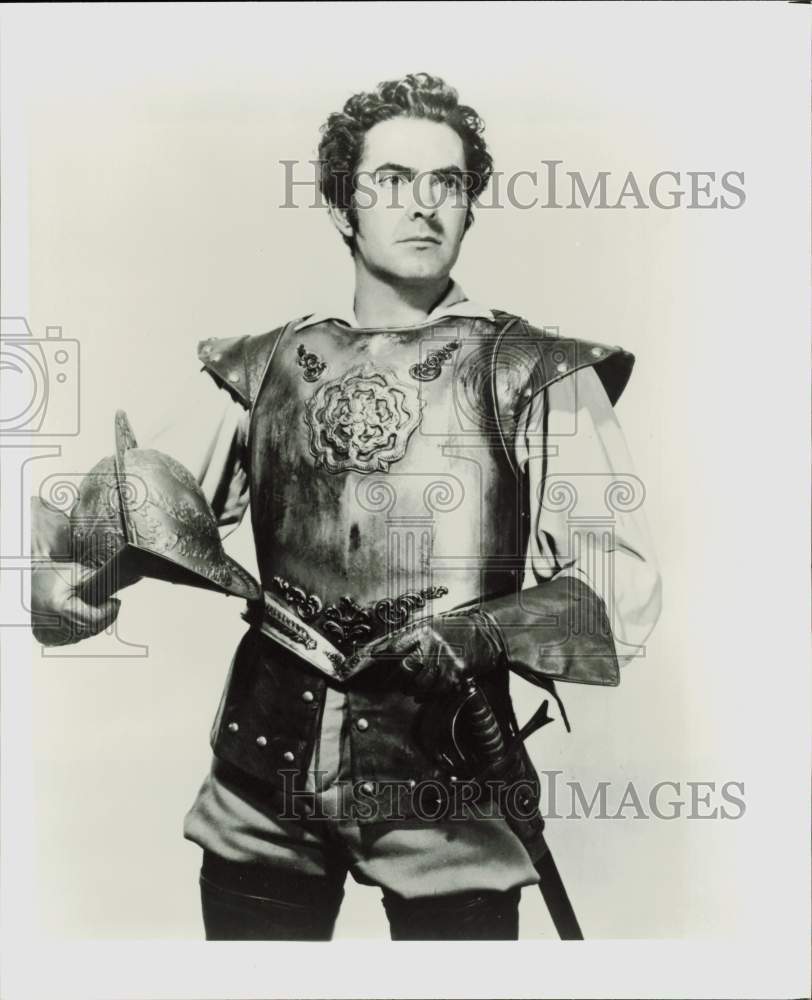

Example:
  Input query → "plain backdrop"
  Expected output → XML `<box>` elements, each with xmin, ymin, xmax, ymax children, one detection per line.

<box><xmin>1</xmin><ymin>3</ymin><xmax>810</xmax><ymax>999</ymax></box>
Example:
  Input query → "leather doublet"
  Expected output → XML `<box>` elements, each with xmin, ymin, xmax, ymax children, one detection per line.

<box><xmin>199</xmin><ymin>311</ymin><xmax>631</xmax><ymax>804</ymax></box>
<box><xmin>209</xmin><ymin>621</ymin><xmax>526</xmax><ymax>810</ymax></box>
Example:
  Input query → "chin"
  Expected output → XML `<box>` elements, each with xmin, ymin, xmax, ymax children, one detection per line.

<box><xmin>404</xmin><ymin>269</ymin><xmax>445</xmax><ymax>284</ymax></box>
<box><xmin>367</xmin><ymin>249</ymin><xmax>454</xmax><ymax>287</ymax></box>
<box><xmin>393</xmin><ymin>260</ymin><xmax>450</xmax><ymax>283</ymax></box>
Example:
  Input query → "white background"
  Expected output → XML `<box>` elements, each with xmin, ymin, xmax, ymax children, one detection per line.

<box><xmin>1</xmin><ymin>2</ymin><xmax>809</xmax><ymax>998</ymax></box>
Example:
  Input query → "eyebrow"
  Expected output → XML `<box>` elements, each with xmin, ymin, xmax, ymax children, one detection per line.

<box><xmin>370</xmin><ymin>162</ymin><xmax>466</xmax><ymax>178</ymax></box>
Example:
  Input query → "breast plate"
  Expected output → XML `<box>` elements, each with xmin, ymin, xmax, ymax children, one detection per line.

<box><xmin>304</xmin><ymin>363</ymin><xmax>424</xmax><ymax>474</ymax></box>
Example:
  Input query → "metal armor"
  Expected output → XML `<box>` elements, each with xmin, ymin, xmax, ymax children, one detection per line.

<box><xmin>198</xmin><ymin>311</ymin><xmax>632</xmax><ymax>806</ymax></box>
<box><xmin>68</xmin><ymin>411</ymin><xmax>261</xmax><ymax>604</ymax></box>
<box><xmin>201</xmin><ymin>311</ymin><xmax>632</xmax><ymax>653</ymax></box>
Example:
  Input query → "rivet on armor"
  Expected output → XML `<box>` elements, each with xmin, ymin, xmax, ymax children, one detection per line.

<box><xmin>356</xmin><ymin>718</ymin><xmax>369</xmax><ymax>732</ymax></box>
<box><xmin>408</xmin><ymin>779</ymin><xmax>416</xmax><ymax>788</ymax></box>
<box><xmin>256</xmin><ymin>735</ymin><xmax>267</xmax><ymax>747</ymax></box>
<box><xmin>227</xmin><ymin>721</ymin><xmax>239</xmax><ymax>733</ymax></box>
<box><xmin>450</xmin><ymin>775</ymin><xmax>458</xmax><ymax>783</ymax></box>
<box><xmin>301</xmin><ymin>690</ymin><xmax>314</xmax><ymax>703</ymax></box>
<box><xmin>211</xmin><ymin>353</ymin><xmax>222</xmax><ymax>362</ymax></box>
<box><xmin>227</xmin><ymin>372</ymin><xmax>240</xmax><ymax>384</ymax></box>
<box><xmin>283</xmin><ymin>750</ymin><xmax>295</xmax><ymax>762</ymax></box>
<box><xmin>361</xmin><ymin>781</ymin><xmax>374</xmax><ymax>794</ymax></box>
<box><xmin>591</xmin><ymin>346</ymin><xmax>604</xmax><ymax>357</ymax></box>
<box><xmin>556</xmin><ymin>362</ymin><xmax>568</xmax><ymax>374</ymax></box>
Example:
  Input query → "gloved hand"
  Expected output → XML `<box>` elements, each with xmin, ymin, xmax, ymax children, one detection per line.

<box><xmin>29</xmin><ymin>496</ymin><xmax>120</xmax><ymax>647</ymax></box>
<box><xmin>31</xmin><ymin>561</ymin><xmax>121</xmax><ymax>646</ymax></box>
<box><xmin>364</xmin><ymin>608</ymin><xmax>508</xmax><ymax>695</ymax></box>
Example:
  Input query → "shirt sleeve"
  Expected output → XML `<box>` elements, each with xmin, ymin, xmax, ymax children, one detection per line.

<box><xmin>137</xmin><ymin>369</ymin><xmax>251</xmax><ymax>540</ymax></box>
<box><xmin>515</xmin><ymin>365</ymin><xmax>662</xmax><ymax>667</ymax></box>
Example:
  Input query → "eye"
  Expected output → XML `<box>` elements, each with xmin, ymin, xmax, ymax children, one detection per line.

<box><xmin>431</xmin><ymin>172</ymin><xmax>464</xmax><ymax>193</ymax></box>
<box><xmin>377</xmin><ymin>173</ymin><xmax>406</xmax><ymax>189</ymax></box>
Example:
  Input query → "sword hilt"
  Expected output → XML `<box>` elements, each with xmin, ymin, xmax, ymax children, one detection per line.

<box><xmin>462</xmin><ymin>676</ymin><xmax>506</xmax><ymax>765</ymax></box>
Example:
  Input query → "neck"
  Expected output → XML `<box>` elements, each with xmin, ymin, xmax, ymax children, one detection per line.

<box><xmin>352</xmin><ymin>265</ymin><xmax>452</xmax><ymax>328</ymax></box>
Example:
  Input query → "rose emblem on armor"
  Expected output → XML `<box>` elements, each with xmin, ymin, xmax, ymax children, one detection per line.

<box><xmin>305</xmin><ymin>364</ymin><xmax>424</xmax><ymax>474</ymax></box>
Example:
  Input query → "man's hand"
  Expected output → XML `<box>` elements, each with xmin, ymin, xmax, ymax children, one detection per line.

<box><xmin>31</xmin><ymin>561</ymin><xmax>121</xmax><ymax>647</ymax></box>
<box><xmin>361</xmin><ymin>609</ymin><xmax>508</xmax><ymax>695</ymax></box>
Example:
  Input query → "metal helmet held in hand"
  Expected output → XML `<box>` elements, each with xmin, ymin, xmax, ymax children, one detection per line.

<box><xmin>70</xmin><ymin>410</ymin><xmax>260</xmax><ymax>603</ymax></box>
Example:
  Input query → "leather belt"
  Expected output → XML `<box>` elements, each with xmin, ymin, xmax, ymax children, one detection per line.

<box><xmin>242</xmin><ymin>578</ymin><xmax>450</xmax><ymax>680</ymax></box>
<box><xmin>242</xmin><ymin>581</ymin><xmax>449</xmax><ymax>682</ymax></box>
<box><xmin>242</xmin><ymin>591</ymin><xmax>350</xmax><ymax>680</ymax></box>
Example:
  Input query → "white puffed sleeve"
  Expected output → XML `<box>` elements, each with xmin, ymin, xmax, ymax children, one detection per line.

<box><xmin>138</xmin><ymin>370</ymin><xmax>251</xmax><ymax>540</ymax></box>
<box><xmin>515</xmin><ymin>365</ymin><xmax>662</xmax><ymax>666</ymax></box>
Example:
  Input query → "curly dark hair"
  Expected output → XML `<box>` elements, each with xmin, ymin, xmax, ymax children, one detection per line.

<box><xmin>318</xmin><ymin>73</ymin><xmax>493</xmax><ymax>251</ymax></box>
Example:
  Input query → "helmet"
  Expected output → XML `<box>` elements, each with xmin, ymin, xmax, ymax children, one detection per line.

<box><xmin>71</xmin><ymin>411</ymin><xmax>260</xmax><ymax>604</ymax></box>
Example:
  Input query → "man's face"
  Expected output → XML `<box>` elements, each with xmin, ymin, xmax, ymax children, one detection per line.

<box><xmin>348</xmin><ymin>118</ymin><xmax>470</xmax><ymax>285</ymax></box>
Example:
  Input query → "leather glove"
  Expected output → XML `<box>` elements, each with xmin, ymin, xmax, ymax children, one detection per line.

<box><xmin>365</xmin><ymin>608</ymin><xmax>508</xmax><ymax>695</ymax></box>
<box><xmin>30</xmin><ymin>496</ymin><xmax>120</xmax><ymax>647</ymax></box>
<box><xmin>31</xmin><ymin>561</ymin><xmax>121</xmax><ymax>646</ymax></box>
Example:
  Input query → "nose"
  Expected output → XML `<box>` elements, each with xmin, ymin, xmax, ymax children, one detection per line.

<box><xmin>406</xmin><ymin>174</ymin><xmax>441</xmax><ymax>219</ymax></box>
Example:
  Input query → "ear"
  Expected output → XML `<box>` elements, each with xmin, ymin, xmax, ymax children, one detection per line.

<box><xmin>328</xmin><ymin>203</ymin><xmax>354</xmax><ymax>240</ymax></box>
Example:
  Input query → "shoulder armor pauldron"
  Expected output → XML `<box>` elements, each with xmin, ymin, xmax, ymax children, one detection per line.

<box><xmin>491</xmin><ymin>310</ymin><xmax>635</xmax><ymax>408</ymax></box>
<box><xmin>197</xmin><ymin>325</ymin><xmax>290</xmax><ymax>410</ymax></box>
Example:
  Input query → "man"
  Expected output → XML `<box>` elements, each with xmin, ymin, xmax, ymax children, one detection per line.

<box><xmin>30</xmin><ymin>73</ymin><xmax>661</xmax><ymax>940</ymax></box>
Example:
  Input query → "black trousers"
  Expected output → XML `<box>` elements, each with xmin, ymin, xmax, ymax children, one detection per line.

<box><xmin>200</xmin><ymin>851</ymin><xmax>521</xmax><ymax>941</ymax></box>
